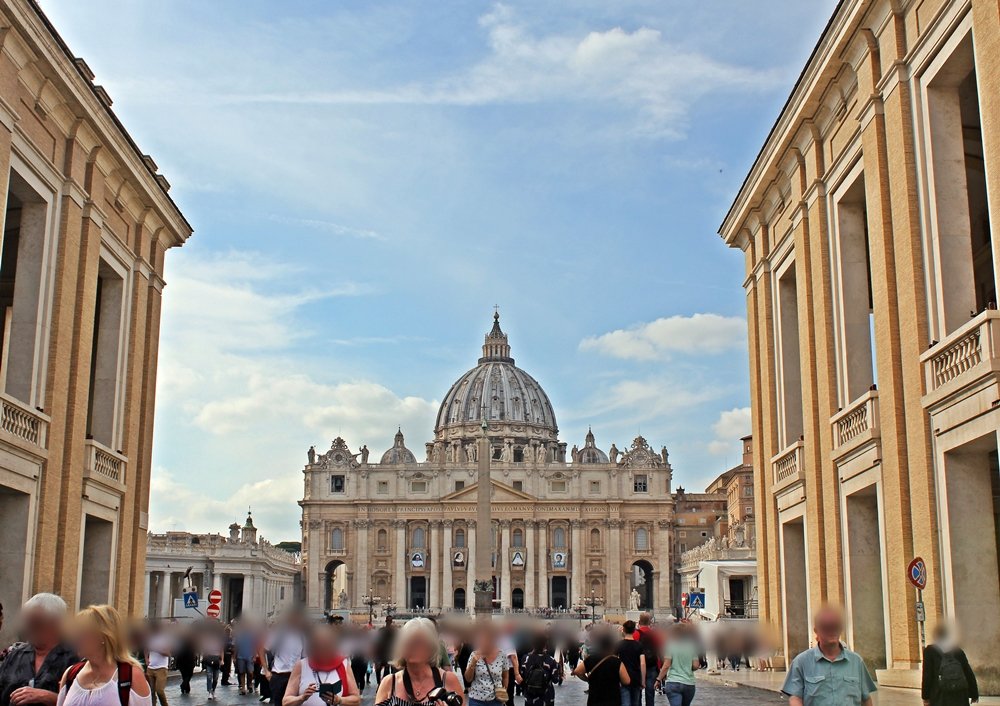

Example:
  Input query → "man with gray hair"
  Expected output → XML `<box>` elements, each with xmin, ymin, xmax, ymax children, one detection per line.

<box><xmin>0</xmin><ymin>594</ymin><xmax>77</xmax><ymax>706</ymax></box>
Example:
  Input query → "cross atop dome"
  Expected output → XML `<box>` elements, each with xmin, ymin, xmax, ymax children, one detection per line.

<box><xmin>480</xmin><ymin>309</ymin><xmax>513</xmax><ymax>364</ymax></box>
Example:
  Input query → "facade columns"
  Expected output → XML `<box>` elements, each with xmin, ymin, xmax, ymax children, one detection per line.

<box><xmin>442</xmin><ymin>521</ymin><xmax>454</xmax><ymax>609</ymax></box>
<box><xmin>499</xmin><ymin>520</ymin><xmax>511</xmax><ymax>608</ymax></box>
<box><xmin>355</xmin><ymin>520</ymin><xmax>369</xmax><ymax>609</ymax></box>
<box><xmin>393</xmin><ymin>521</ymin><xmax>407</xmax><ymax>606</ymax></box>
<box><xmin>243</xmin><ymin>573</ymin><xmax>255</xmax><ymax>614</ymax></box>
<box><xmin>657</xmin><ymin>520</ymin><xmax>672</xmax><ymax>610</ymax></box>
<box><xmin>608</xmin><ymin>521</ymin><xmax>623</xmax><ymax>610</ymax></box>
<box><xmin>466</xmin><ymin>522</ymin><xmax>477</xmax><ymax>609</ymax></box>
<box><xmin>430</xmin><ymin>520</ymin><xmax>442</xmax><ymax>610</ymax></box>
<box><xmin>212</xmin><ymin>571</ymin><xmax>223</xmax><ymax>591</ymax></box>
<box><xmin>525</xmin><ymin>521</ymin><xmax>536</xmax><ymax>609</ymax></box>
<box><xmin>571</xmin><ymin>521</ymin><xmax>583</xmax><ymax>606</ymax></box>
<box><xmin>307</xmin><ymin>519</ymin><xmax>323</xmax><ymax>610</ymax></box>
<box><xmin>537</xmin><ymin>522</ymin><xmax>548</xmax><ymax>608</ymax></box>
<box><xmin>159</xmin><ymin>571</ymin><xmax>172</xmax><ymax>618</ymax></box>
<box><xmin>143</xmin><ymin>572</ymin><xmax>152</xmax><ymax>616</ymax></box>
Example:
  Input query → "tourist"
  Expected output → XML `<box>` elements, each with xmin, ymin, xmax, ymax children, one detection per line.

<box><xmin>573</xmin><ymin>627</ymin><xmax>630</xmax><ymax>706</ymax></box>
<box><xmin>261</xmin><ymin>612</ymin><xmax>306</xmax><ymax>706</ymax></box>
<box><xmin>375</xmin><ymin>618</ymin><xmax>464</xmax><ymax>706</ymax></box>
<box><xmin>143</xmin><ymin>621</ymin><xmax>171</xmax><ymax>706</ymax></box>
<box><xmin>634</xmin><ymin>614</ymin><xmax>660</xmax><ymax>706</ymax></box>
<box><xmin>373</xmin><ymin>618</ymin><xmax>398</xmax><ymax>684</ymax></box>
<box><xmin>781</xmin><ymin>606</ymin><xmax>876</xmax><ymax>706</ymax></box>
<box><xmin>222</xmin><ymin>624</ymin><xmax>235</xmax><ymax>686</ymax></box>
<box><xmin>282</xmin><ymin>624</ymin><xmax>360</xmax><ymax>706</ymax></box>
<box><xmin>199</xmin><ymin>620</ymin><xmax>226</xmax><ymax>701</ymax></box>
<box><xmin>921</xmin><ymin>624</ymin><xmax>978</xmax><ymax>706</ymax></box>
<box><xmin>615</xmin><ymin>622</ymin><xmax>645</xmax><ymax>706</ymax></box>
<box><xmin>342</xmin><ymin>626</ymin><xmax>369</xmax><ymax>696</ymax></box>
<box><xmin>235</xmin><ymin>620</ymin><xmax>260</xmax><ymax>696</ymax></box>
<box><xmin>520</xmin><ymin>634</ymin><xmax>558</xmax><ymax>706</ymax></box>
<box><xmin>498</xmin><ymin>626</ymin><xmax>519</xmax><ymax>706</ymax></box>
<box><xmin>463</xmin><ymin>621</ymin><xmax>509</xmax><ymax>706</ymax></box>
<box><xmin>655</xmin><ymin>623</ymin><xmax>699</xmax><ymax>706</ymax></box>
<box><xmin>58</xmin><ymin>604</ymin><xmax>150</xmax><ymax>706</ymax></box>
<box><xmin>0</xmin><ymin>593</ymin><xmax>78</xmax><ymax>706</ymax></box>
<box><xmin>172</xmin><ymin>629</ymin><xmax>197</xmax><ymax>696</ymax></box>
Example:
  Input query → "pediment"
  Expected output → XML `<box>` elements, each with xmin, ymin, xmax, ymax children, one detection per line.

<box><xmin>440</xmin><ymin>479</ymin><xmax>535</xmax><ymax>502</ymax></box>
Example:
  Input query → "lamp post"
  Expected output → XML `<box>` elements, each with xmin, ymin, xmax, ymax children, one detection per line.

<box><xmin>573</xmin><ymin>604</ymin><xmax>588</xmax><ymax>625</ymax></box>
<box><xmin>585</xmin><ymin>589</ymin><xmax>604</xmax><ymax>625</ymax></box>
<box><xmin>362</xmin><ymin>587</ymin><xmax>381</xmax><ymax>626</ymax></box>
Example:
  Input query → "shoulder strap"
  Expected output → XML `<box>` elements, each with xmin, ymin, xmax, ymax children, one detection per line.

<box><xmin>65</xmin><ymin>661</ymin><xmax>88</xmax><ymax>691</ymax></box>
<box><xmin>433</xmin><ymin>668</ymin><xmax>443</xmax><ymax>689</ymax></box>
<box><xmin>117</xmin><ymin>662</ymin><xmax>132</xmax><ymax>706</ymax></box>
<box><xmin>584</xmin><ymin>655</ymin><xmax>613</xmax><ymax>681</ymax></box>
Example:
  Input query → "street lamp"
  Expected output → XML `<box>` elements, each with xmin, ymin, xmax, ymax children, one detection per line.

<box><xmin>572</xmin><ymin>604</ymin><xmax>588</xmax><ymax>624</ymax></box>
<box><xmin>361</xmin><ymin>588</ymin><xmax>381</xmax><ymax>626</ymax></box>
<box><xmin>585</xmin><ymin>590</ymin><xmax>604</xmax><ymax>625</ymax></box>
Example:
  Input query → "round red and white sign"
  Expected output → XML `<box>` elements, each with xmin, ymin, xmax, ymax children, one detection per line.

<box><xmin>206</xmin><ymin>603</ymin><xmax>221</xmax><ymax>619</ymax></box>
<box><xmin>208</xmin><ymin>589</ymin><xmax>223</xmax><ymax>605</ymax></box>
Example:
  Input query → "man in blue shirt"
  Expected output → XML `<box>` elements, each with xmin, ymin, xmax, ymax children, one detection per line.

<box><xmin>782</xmin><ymin>606</ymin><xmax>877</xmax><ymax>706</ymax></box>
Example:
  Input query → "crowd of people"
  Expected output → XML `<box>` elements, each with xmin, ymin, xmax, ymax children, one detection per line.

<box><xmin>0</xmin><ymin>594</ymin><xmax>983</xmax><ymax>706</ymax></box>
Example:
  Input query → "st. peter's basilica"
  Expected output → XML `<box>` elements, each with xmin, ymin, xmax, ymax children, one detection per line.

<box><xmin>299</xmin><ymin>313</ymin><xmax>675</xmax><ymax>618</ymax></box>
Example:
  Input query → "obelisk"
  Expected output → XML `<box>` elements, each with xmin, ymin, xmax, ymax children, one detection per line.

<box><xmin>473</xmin><ymin>411</ymin><xmax>493</xmax><ymax>614</ymax></box>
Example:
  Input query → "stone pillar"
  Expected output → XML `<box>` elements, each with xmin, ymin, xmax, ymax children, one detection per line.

<box><xmin>466</xmin><ymin>522</ymin><xmax>477</xmax><ymax>609</ymax></box>
<box><xmin>430</xmin><ymin>520</ymin><xmax>442</xmax><ymax>610</ymax></box>
<box><xmin>657</xmin><ymin>520</ymin><xmax>672</xmax><ymax>611</ymax></box>
<box><xmin>525</xmin><ymin>521</ymin><xmax>536</xmax><ymax>609</ymax></box>
<box><xmin>394</xmin><ymin>520</ymin><xmax>407</xmax><ymax>606</ymax></box>
<box><xmin>442</xmin><ymin>520</ymin><xmax>454</xmax><ymax>610</ymax></box>
<box><xmin>355</xmin><ymin>520</ymin><xmax>369</xmax><ymax>609</ymax></box>
<box><xmin>307</xmin><ymin>519</ymin><xmax>323</xmax><ymax>611</ymax></box>
<box><xmin>159</xmin><ymin>572</ymin><xmax>172</xmax><ymax>618</ymax></box>
<box><xmin>243</xmin><ymin>573</ymin><xmax>255</xmax><ymax>615</ymax></box>
<box><xmin>499</xmin><ymin>520</ymin><xmax>511</xmax><ymax>609</ymax></box>
<box><xmin>143</xmin><ymin>572</ymin><xmax>152</xmax><ymax>617</ymax></box>
<box><xmin>537</xmin><ymin>522</ymin><xmax>548</xmax><ymax>608</ymax></box>
<box><xmin>571</xmin><ymin>521</ymin><xmax>583</xmax><ymax>606</ymax></box>
<box><xmin>608</xmin><ymin>520</ymin><xmax>622</xmax><ymax>610</ymax></box>
<box><xmin>212</xmin><ymin>571</ymin><xmax>223</xmax><ymax>591</ymax></box>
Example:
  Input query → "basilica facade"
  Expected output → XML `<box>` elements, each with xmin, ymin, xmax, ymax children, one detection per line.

<box><xmin>299</xmin><ymin>314</ymin><xmax>675</xmax><ymax>618</ymax></box>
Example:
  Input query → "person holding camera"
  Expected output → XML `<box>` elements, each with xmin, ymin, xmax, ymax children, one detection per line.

<box><xmin>463</xmin><ymin>622</ymin><xmax>509</xmax><ymax>706</ymax></box>
<box><xmin>374</xmin><ymin>618</ymin><xmax>464</xmax><ymax>706</ymax></box>
<box><xmin>282</xmin><ymin>625</ymin><xmax>359</xmax><ymax>706</ymax></box>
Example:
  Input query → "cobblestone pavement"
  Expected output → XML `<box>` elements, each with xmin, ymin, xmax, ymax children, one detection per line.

<box><xmin>163</xmin><ymin>672</ymin><xmax>785</xmax><ymax>706</ymax></box>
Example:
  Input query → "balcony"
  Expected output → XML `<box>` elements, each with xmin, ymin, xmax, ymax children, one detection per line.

<box><xmin>831</xmin><ymin>390</ymin><xmax>881</xmax><ymax>467</ymax></box>
<box><xmin>921</xmin><ymin>311</ymin><xmax>1000</xmax><ymax>419</ymax></box>
<box><xmin>84</xmin><ymin>438</ymin><xmax>127</xmax><ymax>492</ymax></box>
<box><xmin>0</xmin><ymin>392</ymin><xmax>49</xmax><ymax>452</ymax></box>
<box><xmin>771</xmin><ymin>440</ymin><xmax>804</xmax><ymax>495</ymax></box>
<box><xmin>723</xmin><ymin>599</ymin><xmax>758</xmax><ymax>619</ymax></box>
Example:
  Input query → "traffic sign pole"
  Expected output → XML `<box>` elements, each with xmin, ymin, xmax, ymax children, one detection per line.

<box><xmin>907</xmin><ymin>557</ymin><xmax>928</xmax><ymax>653</ymax></box>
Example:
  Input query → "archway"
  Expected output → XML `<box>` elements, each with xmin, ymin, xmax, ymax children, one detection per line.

<box><xmin>630</xmin><ymin>560</ymin><xmax>654</xmax><ymax>610</ymax></box>
<box><xmin>325</xmin><ymin>560</ymin><xmax>347</xmax><ymax>611</ymax></box>
<box><xmin>512</xmin><ymin>588</ymin><xmax>525</xmax><ymax>610</ymax></box>
<box><xmin>409</xmin><ymin>576</ymin><xmax>427</xmax><ymax>609</ymax></box>
<box><xmin>551</xmin><ymin>577</ymin><xmax>568</xmax><ymax>609</ymax></box>
<box><xmin>454</xmin><ymin>588</ymin><xmax>466</xmax><ymax>610</ymax></box>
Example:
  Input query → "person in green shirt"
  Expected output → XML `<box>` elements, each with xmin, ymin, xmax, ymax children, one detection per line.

<box><xmin>654</xmin><ymin>623</ymin><xmax>700</xmax><ymax>706</ymax></box>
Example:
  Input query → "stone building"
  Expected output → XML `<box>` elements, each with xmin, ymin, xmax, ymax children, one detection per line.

<box><xmin>144</xmin><ymin>514</ymin><xmax>300</xmax><ymax>622</ymax></box>
<box><xmin>0</xmin><ymin>0</ymin><xmax>191</xmax><ymax>643</ymax></box>
<box><xmin>299</xmin><ymin>314</ymin><xmax>676</xmax><ymax>618</ymax></box>
<box><xmin>718</xmin><ymin>0</ymin><xmax>1000</xmax><ymax>691</ymax></box>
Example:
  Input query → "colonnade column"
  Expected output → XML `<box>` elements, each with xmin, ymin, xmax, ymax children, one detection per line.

<box><xmin>394</xmin><ymin>520</ymin><xmax>407</xmax><ymax>606</ymax></box>
<box><xmin>430</xmin><ymin>520</ymin><xmax>442</xmax><ymax>610</ymax></box>
<box><xmin>144</xmin><ymin>572</ymin><xmax>152</xmax><ymax>617</ymax></box>
<box><xmin>525</xmin><ymin>521</ymin><xmax>536</xmax><ymax>609</ymax></box>
<box><xmin>570</xmin><ymin>520</ymin><xmax>583</xmax><ymax>606</ymax></box>
<box><xmin>307</xmin><ymin>519</ymin><xmax>323</xmax><ymax>611</ymax></box>
<box><xmin>608</xmin><ymin>520</ymin><xmax>623</xmax><ymax>610</ymax></box>
<box><xmin>243</xmin><ymin>574</ymin><xmax>255</xmax><ymax>614</ymax></box>
<box><xmin>537</xmin><ymin>522</ymin><xmax>548</xmax><ymax>608</ymax></box>
<box><xmin>159</xmin><ymin>572</ymin><xmax>173</xmax><ymax>618</ymax></box>
<box><xmin>442</xmin><ymin>520</ymin><xmax>454</xmax><ymax>610</ymax></box>
<box><xmin>355</xmin><ymin>520</ymin><xmax>369</xmax><ymax>610</ymax></box>
<box><xmin>466</xmin><ymin>522</ymin><xmax>477</xmax><ymax>611</ymax></box>
<box><xmin>499</xmin><ymin>520</ymin><xmax>511</xmax><ymax>609</ymax></box>
<box><xmin>657</xmin><ymin>520</ymin><xmax>672</xmax><ymax>611</ymax></box>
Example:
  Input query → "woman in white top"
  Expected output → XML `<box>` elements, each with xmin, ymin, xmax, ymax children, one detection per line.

<box><xmin>283</xmin><ymin>625</ymin><xmax>361</xmax><ymax>706</ymax></box>
<box><xmin>58</xmin><ymin>605</ymin><xmax>151</xmax><ymax>706</ymax></box>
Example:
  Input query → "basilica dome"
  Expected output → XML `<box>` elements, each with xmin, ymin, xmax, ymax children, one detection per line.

<box><xmin>380</xmin><ymin>428</ymin><xmax>417</xmax><ymax>464</ymax></box>
<box><xmin>434</xmin><ymin>313</ymin><xmax>558</xmax><ymax>445</ymax></box>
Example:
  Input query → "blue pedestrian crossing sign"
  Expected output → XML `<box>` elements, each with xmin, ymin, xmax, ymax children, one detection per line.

<box><xmin>688</xmin><ymin>592</ymin><xmax>706</xmax><ymax>609</ymax></box>
<box><xmin>182</xmin><ymin>591</ymin><xmax>199</xmax><ymax>609</ymax></box>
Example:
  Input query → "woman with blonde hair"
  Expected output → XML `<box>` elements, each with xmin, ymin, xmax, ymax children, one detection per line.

<box><xmin>375</xmin><ymin>618</ymin><xmax>464</xmax><ymax>706</ymax></box>
<box><xmin>57</xmin><ymin>604</ymin><xmax>151</xmax><ymax>706</ymax></box>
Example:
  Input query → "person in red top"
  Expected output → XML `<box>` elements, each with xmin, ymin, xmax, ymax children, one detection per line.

<box><xmin>634</xmin><ymin>614</ymin><xmax>662</xmax><ymax>706</ymax></box>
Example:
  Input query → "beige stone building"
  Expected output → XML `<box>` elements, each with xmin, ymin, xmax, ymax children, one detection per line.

<box><xmin>0</xmin><ymin>0</ymin><xmax>191</xmax><ymax>643</ymax></box>
<box><xmin>299</xmin><ymin>314</ymin><xmax>676</xmax><ymax>618</ymax></box>
<box><xmin>719</xmin><ymin>0</ymin><xmax>1000</xmax><ymax>691</ymax></box>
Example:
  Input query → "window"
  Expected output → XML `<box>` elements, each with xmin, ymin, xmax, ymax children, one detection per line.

<box><xmin>635</xmin><ymin>527</ymin><xmax>649</xmax><ymax>550</ymax></box>
<box><xmin>411</xmin><ymin>480</ymin><xmax>427</xmax><ymax>493</ymax></box>
<box><xmin>550</xmin><ymin>480</ymin><xmax>567</xmax><ymax>492</ymax></box>
<box><xmin>512</xmin><ymin>480</ymin><xmax>523</xmax><ymax>492</ymax></box>
<box><xmin>589</xmin><ymin>480</ymin><xmax>601</xmax><ymax>494</ymax></box>
<box><xmin>454</xmin><ymin>480</ymin><xmax>465</xmax><ymax>492</ymax></box>
<box><xmin>744</xmin><ymin>486</ymin><xmax>753</xmax><ymax>496</ymax></box>
<box><xmin>279</xmin><ymin>586</ymin><xmax>285</xmax><ymax>600</ymax></box>
<box><xmin>86</xmin><ymin>259</ymin><xmax>126</xmax><ymax>446</ymax></box>
<box><xmin>699</xmin><ymin>518</ymin><xmax>707</xmax><ymax>525</ymax></box>
<box><xmin>677</xmin><ymin>518</ymin><xmax>686</xmax><ymax>525</ymax></box>
<box><xmin>633</xmin><ymin>475</ymin><xmax>648</xmax><ymax>493</ymax></box>
<box><xmin>680</xmin><ymin>544</ymin><xmax>687</xmax><ymax>553</ymax></box>
<box><xmin>331</xmin><ymin>527</ymin><xmax>344</xmax><ymax>550</ymax></box>
<box><xmin>590</xmin><ymin>528</ymin><xmax>600</xmax><ymax>549</ymax></box>
<box><xmin>455</xmin><ymin>528</ymin><xmax>466</xmax><ymax>548</ymax></box>
<box><xmin>412</xmin><ymin>527</ymin><xmax>425</xmax><ymax>548</ymax></box>
<box><xmin>377</xmin><ymin>529</ymin><xmax>388</xmax><ymax>551</ymax></box>
<box><xmin>701</xmin><ymin>531</ymin><xmax>708</xmax><ymax>537</ymax></box>
<box><xmin>553</xmin><ymin>527</ymin><xmax>567</xmax><ymax>548</ymax></box>
<box><xmin>776</xmin><ymin>262</ymin><xmax>803</xmax><ymax>446</ymax></box>
<box><xmin>512</xmin><ymin>528</ymin><xmax>524</xmax><ymax>547</ymax></box>
<box><xmin>745</xmin><ymin>506</ymin><xmax>753</xmax><ymax>515</ymax></box>
<box><xmin>679</xmin><ymin>531</ymin><xmax>687</xmax><ymax>538</ymax></box>
<box><xmin>377</xmin><ymin>480</ymin><xmax>388</xmax><ymax>494</ymax></box>
<box><xmin>513</xmin><ymin>448</ymin><xmax>524</xmax><ymax>462</ymax></box>
<box><xmin>331</xmin><ymin>475</ymin><xmax>345</xmax><ymax>493</ymax></box>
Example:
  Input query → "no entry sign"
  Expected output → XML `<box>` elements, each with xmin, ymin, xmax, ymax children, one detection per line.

<box><xmin>208</xmin><ymin>589</ymin><xmax>223</xmax><ymax>605</ymax></box>
<box><xmin>206</xmin><ymin>603</ymin><xmax>221</xmax><ymax>619</ymax></box>
<box><xmin>907</xmin><ymin>557</ymin><xmax>927</xmax><ymax>590</ymax></box>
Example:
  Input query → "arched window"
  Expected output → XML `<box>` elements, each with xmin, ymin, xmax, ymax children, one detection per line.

<box><xmin>590</xmin><ymin>528</ymin><xmax>600</xmax><ymax>549</ymax></box>
<box><xmin>635</xmin><ymin>526</ymin><xmax>649</xmax><ymax>550</ymax></box>
<box><xmin>412</xmin><ymin>526</ymin><xmax>426</xmax><ymax>548</ymax></box>
<box><xmin>553</xmin><ymin>527</ymin><xmax>567</xmax><ymax>548</ymax></box>
<box><xmin>512</xmin><ymin>528</ymin><xmax>524</xmax><ymax>547</ymax></box>
<box><xmin>455</xmin><ymin>528</ymin><xmax>466</xmax><ymax>548</ymax></box>
<box><xmin>376</xmin><ymin>529</ymin><xmax>388</xmax><ymax>551</ymax></box>
<box><xmin>331</xmin><ymin>527</ymin><xmax>344</xmax><ymax>551</ymax></box>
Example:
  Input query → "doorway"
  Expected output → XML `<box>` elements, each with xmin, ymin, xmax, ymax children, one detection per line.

<box><xmin>845</xmin><ymin>486</ymin><xmax>887</xmax><ymax>669</ymax></box>
<box><xmin>631</xmin><ymin>561</ymin><xmax>654</xmax><ymax>610</ymax></box>
<box><xmin>409</xmin><ymin>576</ymin><xmax>427</xmax><ymax>610</ymax></box>
<box><xmin>551</xmin><ymin>577</ymin><xmax>568</xmax><ymax>609</ymax></box>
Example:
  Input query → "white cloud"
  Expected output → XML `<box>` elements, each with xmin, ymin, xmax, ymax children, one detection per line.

<box><xmin>579</xmin><ymin>313</ymin><xmax>746</xmax><ymax>361</ymax></box>
<box><xmin>707</xmin><ymin>406</ymin><xmax>751</xmax><ymax>456</ymax></box>
<box><xmin>268</xmin><ymin>215</ymin><xmax>385</xmax><ymax>241</ymax></box>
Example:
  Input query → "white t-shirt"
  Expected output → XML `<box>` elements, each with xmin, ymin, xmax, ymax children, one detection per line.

<box><xmin>147</xmin><ymin>635</ymin><xmax>172</xmax><ymax>670</ymax></box>
<box><xmin>267</xmin><ymin>629</ymin><xmax>305</xmax><ymax>673</ymax></box>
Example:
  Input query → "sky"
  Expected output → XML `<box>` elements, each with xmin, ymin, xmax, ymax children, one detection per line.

<box><xmin>42</xmin><ymin>0</ymin><xmax>837</xmax><ymax>542</ymax></box>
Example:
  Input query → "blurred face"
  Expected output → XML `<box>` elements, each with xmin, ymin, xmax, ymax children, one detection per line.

<box><xmin>309</xmin><ymin>627</ymin><xmax>339</xmax><ymax>660</ymax></box>
<box><xmin>21</xmin><ymin>608</ymin><xmax>61</xmax><ymax>650</ymax></box>
<box><xmin>476</xmin><ymin>626</ymin><xmax>497</xmax><ymax>653</ymax></box>
<box><xmin>814</xmin><ymin>611</ymin><xmax>843</xmax><ymax>647</ymax></box>
<box><xmin>69</xmin><ymin>619</ymin><xmax>104</xmax><ymax>660</ymax></box>
<box><xmin>401</xmin><ymin>632</ymin><xmax>435</xmax><ymax>665</ymax></box>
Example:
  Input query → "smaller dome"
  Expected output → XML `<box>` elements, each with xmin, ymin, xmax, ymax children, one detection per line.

<box><xmin>381</xmin><ymin>428</ymin><xmax>417</xmax><ymax>465</ymax></box>
<box><xmin>578</xmin><ymin>427</ymin><xmax>609</xmax><ymax>464</ymax></box>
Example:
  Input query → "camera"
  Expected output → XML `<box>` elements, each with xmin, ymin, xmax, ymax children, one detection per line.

<box><xmin>427</xmin><ymin>687</ymin><xmax>462</xmax><ymax>706</ymax></box>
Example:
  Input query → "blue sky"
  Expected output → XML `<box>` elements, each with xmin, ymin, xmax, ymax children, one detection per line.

<box><xmin>43</xmin><ymin>0</ymin><xmax>836</xmax><ymax>541</ymax></box>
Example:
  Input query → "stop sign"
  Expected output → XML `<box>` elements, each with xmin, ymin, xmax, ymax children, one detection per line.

<box><xmin>208</xmin><ymin>589</ymin><xmax>223</xmax><ymax>605</ymax></box>
<box><xmin>206</xmin><ymin>603</ymin><xmax>221</xmax><ymax>619</ymax></box>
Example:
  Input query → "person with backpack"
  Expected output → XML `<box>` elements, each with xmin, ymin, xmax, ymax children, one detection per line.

<box><xmin>921</xmin><ymin>624</ymin><xmax>978</xmax><ymax>706</ymax></box>
<box><xmin>57</xmin><ymin>605</ymin><xmax>150</xmax><ymax>706</ymax></box>
<box><xmin>521</xmin><ymin>634</ymin><xmax>558</xmax><ymax>706</ymax></box>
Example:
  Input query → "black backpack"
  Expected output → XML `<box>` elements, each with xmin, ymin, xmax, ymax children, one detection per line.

<box><xmin>523</xmin><ymin>655</ymin><xmax>549</xmax><ymax>698</ymax></box>
<box><xmin>937</xmin><ymin>650</ymin><xmax>968</xmax><ymax>693</ymax></box>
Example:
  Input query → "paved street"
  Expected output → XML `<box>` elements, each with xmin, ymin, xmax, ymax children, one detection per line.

<box><xmin>162</xmin><ymin>672</ymin><xmax>785</xmax><ymax>706</ymax></box>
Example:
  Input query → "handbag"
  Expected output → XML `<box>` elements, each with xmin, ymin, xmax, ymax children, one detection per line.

<box><xmin>487</xmin><ymin>657</ymin><xmax>509</xmax><ymax>703</ymax></box>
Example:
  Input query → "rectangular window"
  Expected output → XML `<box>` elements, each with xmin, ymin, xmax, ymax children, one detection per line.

<box><xmin>744</xmin><ymin>486</ymin><xmax>753</xmax><ymax>496</ymax></box>
<box><xmin>677</xmin><ymin>518</ymin><xmax>685</xmax><ymax>525</ymax></box>
<box><xmin>331</xmin><ymin>475</ymin><xmax>345</xmax><ymax>493</ymax></box>
<box><xmin>699</xmin><ymin>517</ymin><xmax>707</xmax><ymax>525</ymax></box>
<box><xmin>679</xmin><ymin>530</ymin><xmax>687</xmax><ymax>538</ymax></box>
<box><xmin>377</xmin><ymin>480</ymin><xmax>388</xmax><ymax>494</ymax></box>
<box><xmin>589</xmin><ymin>480</ymin><xmax>601</xmax><ymax>494</ymax></box>
<box><xmin>776</xmin><ymin>262</ymin><xmax>803</xmax><ymax>446</ymax></box>
<box><xmin>279</xmin><ymin>586</ymin><xmax>285</xmax><ymax>600</ymax></box>
<box><xmin>411</xmin><ymin>480</ymin><xmax>427</xmax><ymax>493</ymax></box>
<box><xmin>550</xmin><ymin>480</ymin><xmax>567</xmax><ymax>492</ymax></box>
<box><xmin>680</xmin><ymin>544</ymin><xmax>687</xmax><ymax>553</ymax></box>
<box><xmin>512</xmin><ymin>480</ymin><xmax>523</xmax><ymax>491</ymax></box>
<box><xmin>633</xmin><ymin>475</ymin><xmax>648</xmax><ymax>493</ymax></box>
<box><xmin>86</xmin><ymin>259</ymin><xmax>126</xmax><ymax>447</ymax></box>
<box><xmin>454</xmin><ymin>480</ymin><xmax>465</xmax><ymax>492</ymax></box>
<box><xmin>746</xmin><ymin>506</ymin><xmax>753</xmax><ymax>515</ymax></box>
